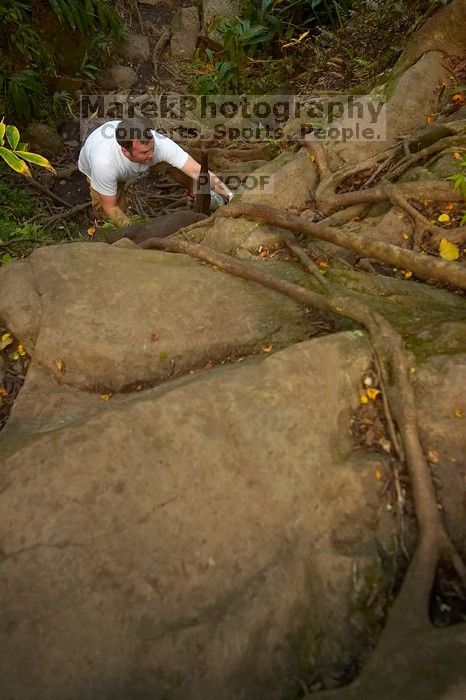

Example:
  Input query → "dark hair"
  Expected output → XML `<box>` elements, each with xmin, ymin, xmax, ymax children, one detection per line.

<box><xmin>115</xmin><ymin>117</ymin><xmax>154</xmax><ymax>151</ymax></box>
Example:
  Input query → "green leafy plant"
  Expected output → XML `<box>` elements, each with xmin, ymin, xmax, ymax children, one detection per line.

<box><xmin>210</xmin><ymin>17</ymin><xmax>272</xmax><ymax>92</ymax></box>
<box><xmin>0</xmin><ymin>68</ymin><xmax>46</xmax><ymax>123</ymax></box>
<box><xmin>275</xmin><ymin>0</ymin><xmax>353</xmax><ymax>29</ymax></box>
<box><xmin>0</xmin><ymin>120</ymin><xmax>55</xmax><ymax>177</ymax></box>
<box><xmin>0</xmin><ymin>0</ymin><xmax>124</xmax><ymax>122</ymax></box>
<box><xmin>51</xmin><ymin>90</ymin><xmax>75</xmax><ymax>119</ymax></box>
<box><xmin>47</xmin><ymin>0</ymin><xmax>122</xmax><ymax>37</ymax></box>
<box><xmin>244</xmin><ymin>0</ymin><xmax>286</xmax><ymax>42</ymax></box>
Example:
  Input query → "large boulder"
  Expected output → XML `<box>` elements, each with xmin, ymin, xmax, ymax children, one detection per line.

<box><xmin>180</xmin><ymin>149</ymin><xmax>318</xmax><ymax>253</ymax></box>
<box><xmin>0</xmin><ymin>330</ymin><xmax>398</xmax><ymax>699</ymax></box>
<box><xmin>0</xmin><ymin>242</ymin><xmax>318</xmax><ymax>391</ymax></box>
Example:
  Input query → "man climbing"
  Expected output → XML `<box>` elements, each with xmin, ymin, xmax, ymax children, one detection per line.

<box><xmin>78</xmin><ymin>116</ymin><xmax>232</xmax><ymax>225</ymax></box>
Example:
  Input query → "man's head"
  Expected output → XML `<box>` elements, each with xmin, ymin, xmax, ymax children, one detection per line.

<box><xmin>115</xmin><ymin>117</ymin><xmax>155</xmax><ymax>164</ymax></box>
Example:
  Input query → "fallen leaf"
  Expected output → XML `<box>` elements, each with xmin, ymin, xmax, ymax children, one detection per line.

<box><xmin>452</xmin><ymin>93</ymin><xmax>465</xmax><ymax>104</ymax></box>
<box><xmin>445</xmin><ymin>202</ymin><xmax>454</xmax><ymax>210</ymax></box>
<box><xmin>359</xmin><ymin>394</ymin><xmax>369</xmax><ymax>405</ymax></box>
<box><xmin>428</xmin><ymin>449</ymin><xmax>439</xmax><ymax>464</ymax></box>
<box><xmin>455</xmin><ymin>408</ymin><xmax>463</xmax><ymax>418</ymax></box>
<box><xmin>261</xmin><ymin>343</ymin><xmax>273</xmax><ymax>353</ymax></box>
<box><xmin>87</xmin><ymin>225</ymin><xmax>96</xmax><ymax>237</ymax></box>
<box><xmin>402</xmin><ymin>270</ymin><xmax>413</xmax><ymax>279</ymax></box>
<box><xmin>453</xmin><ymin>152</ymin><xmax>462</xmax><ymax>160</ymax></box>
<box><xmin>309</xmin><ymin>154</ymin><xmax>315</xmax><ymax>161</ymax></box>
<box><xmin>375</xmin><ymin>469</ymin><xmax>383</xmax><ymax>481</ymax></box>
<box><xmin>426</xmin><ymin>115</ymin><xmax>434</xmax><ymax>124</ymax></box>
<box><xmin>0</xmin><ymin>332</ymin><xmax>13</xmax><ymax>351</ymax></box>
<box><xmin>366</xmin><ymin>387</ymin><xmax>381</xmax><ymax>400</ymax></box>
<box><xmin>10</xmin><ymin>352</ymin><xmax>20</xmax><ymax>361</ymax></box>
<box><xmin>17</xmin><ymin>343</ymin><xmax>26</xmax><ymax>356</ymax></box>
<box><xmin>402</xmin><ymin>233</ymin><xmax>410</xmax><ymax>240</ymax></box>
<box><xmin>54</xmin><ymin>358</ymin><xmax>65</xmax><ymax>372</ymax></box>
<box><xmin>100</xmin><ymin>393</ymin><xmax>112</xmax><ymax>401</ymax></box>
<box><xmin>378</xmin><ymin>438</ymin><xmax>391</xmax><ymax>453</ymax></box>
<box><xmin>437</xmin><ymin>213</ymin><xmax>451</xmax><ymax>223</ymax></box>
<box><xmin>439</xmin><ymin>237</ymin><xmax>460</xmax><ymax>261</ymax></box>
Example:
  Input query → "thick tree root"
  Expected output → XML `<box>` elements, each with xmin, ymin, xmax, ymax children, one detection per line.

<box><xmin>213</xmin><ymin>203</ymin><xmax>466</xmax><ymax>289</ymax></box>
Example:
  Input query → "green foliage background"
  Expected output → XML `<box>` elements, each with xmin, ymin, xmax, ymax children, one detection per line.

<box><xmin>0</xmin><ymin>0</ymin><xmax>124</xmax><ymax>123</ymax></box>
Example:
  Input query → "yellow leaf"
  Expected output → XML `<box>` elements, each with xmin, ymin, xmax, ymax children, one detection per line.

<box><xmin>366</xmin><ymin>388</ymin><xmax>381</xmax><ymax>400</ymax></box>
<box><xmin>261</xmin><ymin>343</ymin><xmax>273</xmax><ymax>353</ymax></box>
<box><xmin>402</xmin><ymin>233</ymin><xmax>409</xmax><ymax>240</ymax></box>
<box><xmin>359</xmin><ymin>394</ymin><xmax>369</xmax><ymax>405</ymax></box>
<box><xmin>0</xmin><ymin>332</ymin><xmax>13</xmax><ymax>350</ymax></box>
<box><xmin>426</xmin><ymin>115</ymin><xmax>434</xmax><ymax>125</ymax></box>
<box><xmin>17</xmin><ymin>343</ymin><xmax>26</xmax><ymax>356</ymax></box>
<box><xmin>439</xmin><ymin>237</ymin><xmax>460</xmax><ymax>261</ymax></box>
<box><xmin>375</xmin><ymin>469</ymin><xmax>383</xmax><ymax>481</ymax></box>
<box><xmin>87</xmin><ymin>225</ymin><xmax>96</xmax><ymax>237</ymax></box>
<box><xmin>10</xmin><ymin>351</ymin><xmax>20</xmax><ymax>361</ymax></box>
<box><xmin>455</xmin><ymin>408</ymin><xmax>463</xmax><ymax>418</ymax></box>
<box><xmin>309</xmin><ymin>154</ymin><xmax>315</xmax><ymax>161</ymax></box>
<box><xmin>100</xmin><ymin>393</ymin><xmax>112</xmax><ymax>401</ymax></box>
<box><xmin>437</xmin><ymin>213</ymin><xmax>451</xmax><ymax>223</ymax></box>
<box><xmin>54</xmin><ymin>358</ymin><xmax>65</xmax><ymax>372</ymax></box>
<box><xmin>402</xmin><ymin>270</ymin><xmax>413</xmax><ymax>279</ymax></box>
<box><xmin>453</xmin><ymin>152</ymin><xmax>462</xmax><ymax>160</ymax></box>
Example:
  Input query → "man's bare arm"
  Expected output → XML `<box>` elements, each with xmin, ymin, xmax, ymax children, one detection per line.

<box><xmin>180</xmin><ymin>156</ymin><xmax>232</xmax><ymax>200</ymax></box>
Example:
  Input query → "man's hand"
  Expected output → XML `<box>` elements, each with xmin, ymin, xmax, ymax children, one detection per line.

<box><xmin>100</xmin><ymin>193</ymin><xmax>130</xmax><ymax>226</ymax></box>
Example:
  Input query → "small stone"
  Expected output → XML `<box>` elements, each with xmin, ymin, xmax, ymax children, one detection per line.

<box><xmin>119</xmin><ymin>34</ymin><xmax>150</xmax><ymax>62</ymax></box>
<box><xmin>109</xmin><ymin>65</ymin><xmax>139</xmax><ymax>91</ymax></box>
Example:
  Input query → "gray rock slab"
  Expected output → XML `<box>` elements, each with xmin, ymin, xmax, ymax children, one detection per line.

<box><xmin>0</xmin><ymin>243</ymin><xmax>312</xmax><ymax>391</ymax></box>
<box><xmin>170</xmin><ymin>7</ymin><xmax>200</xmax><ymax>60</ymax></box>
<box><xmin>0</xmin><ymin>331</ymin><xmax>398</xmax><ymax>699</ymax></box>
<box><xmin>331</xmin><ymin>52</ymin><xmax>451</xmax><ymax>166</ymax></box>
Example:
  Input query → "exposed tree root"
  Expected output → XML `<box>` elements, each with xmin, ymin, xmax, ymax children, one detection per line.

<box><xmin>385</xmin><ymin>134</ymin><xmax>466</xmax><ymax>181</ymax></box>
<box><xmin>303</xmin><ymin>141</ymin><xmax>466</xmax><ymax>253</ymax></box>
<box><xmin>140</xmin><ymin>234</ymin><xmax>465</xmax><ymax>695</ymax></box>
<box><xmin>213</xmin><ymin>203</ymin><xmax>466</xmax><ymax>289</ymax></box>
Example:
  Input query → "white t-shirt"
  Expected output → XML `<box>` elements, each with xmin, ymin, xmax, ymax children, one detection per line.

<box><xmin>78</xmin><ymin>120</ymin><xmax>189</xmax><ymax>196</ymax></box>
